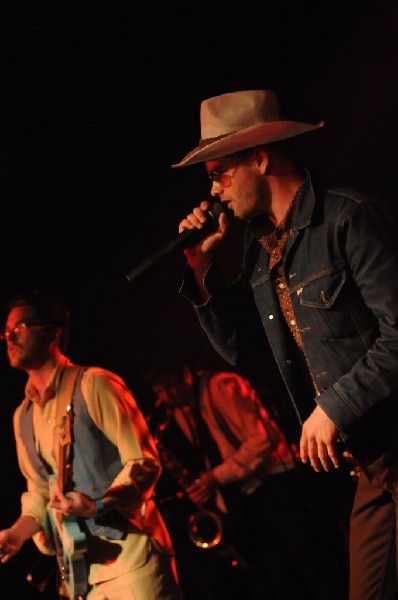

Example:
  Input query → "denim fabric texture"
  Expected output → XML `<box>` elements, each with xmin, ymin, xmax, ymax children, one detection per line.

<box><xmin>181</xmin><ymin>172</ymin><xmax>398</xmax><ymax>466</ymax></box>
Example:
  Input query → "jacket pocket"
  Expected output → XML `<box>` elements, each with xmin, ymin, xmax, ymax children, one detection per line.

<box><xmin>298</xmin><ymin>267</ymin><xmax>346</xmax><ymax>309</ymax></box>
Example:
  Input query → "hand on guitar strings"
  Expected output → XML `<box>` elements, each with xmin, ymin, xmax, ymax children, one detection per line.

<box><xmin>48</xmin><ymin>479</ymin><xmax>98</xmax><ymax>519</ymax></box>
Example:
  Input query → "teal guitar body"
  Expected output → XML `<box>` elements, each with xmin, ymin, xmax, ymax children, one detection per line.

<box><xmin>48</xmin><ymin>484</ymin><xmax>88</xmax><ymax>599</ymax></box>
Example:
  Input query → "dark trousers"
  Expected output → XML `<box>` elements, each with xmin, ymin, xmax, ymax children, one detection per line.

<box><xmin>350</xmin><ymin>451</ymin><xmax>398</xmax><ymax>600</ymax></box>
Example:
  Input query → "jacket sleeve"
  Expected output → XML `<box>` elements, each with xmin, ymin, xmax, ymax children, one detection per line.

<box><xmin>316</xmin><ymin>199</ymin><xmax>398</xmax><ymax>432</ymax></box>
<box><xmin>180</xmin><ymin>262</ymin><xmax>269</xmax><ymax>370</ymax></box>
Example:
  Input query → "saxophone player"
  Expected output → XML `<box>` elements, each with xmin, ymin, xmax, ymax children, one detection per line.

<box><xmin>146</xmin><ymin>362</ymin><xmax>354</xmax><ymax>600</ymax></box>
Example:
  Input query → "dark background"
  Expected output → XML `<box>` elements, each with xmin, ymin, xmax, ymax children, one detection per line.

<box><xmin>0</xmin><ymin>1</ymin><xmax>397</xmax><ymax>596</ymax></box>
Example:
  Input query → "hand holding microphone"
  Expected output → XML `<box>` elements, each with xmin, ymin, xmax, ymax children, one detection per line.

<box><xmin>125</xmin><ymin>200</ymin><xmax>231</xmax><ymax>284</ymax></box>
<box><xmin>177</xmin><ymin>200</ymin><xmax>231</xmax><ymax>270</ymax></box>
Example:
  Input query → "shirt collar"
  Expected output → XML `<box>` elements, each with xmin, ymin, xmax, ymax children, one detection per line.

<box><xmin>25</xmin><ymin>354</ymin><xmax>73</xmax><ymax>407</ymax></box>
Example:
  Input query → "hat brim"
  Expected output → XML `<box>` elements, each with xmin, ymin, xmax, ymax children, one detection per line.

<box><xmin>172</xmin><ymin>119</ymin><xmax>324</xmax><ymax>168</ymax></box>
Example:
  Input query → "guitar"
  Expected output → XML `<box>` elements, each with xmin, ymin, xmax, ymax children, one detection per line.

<box><xmin>47</xmin><ymin>404</ymin><xmax>88</xmax><ymax>600</ymax></box>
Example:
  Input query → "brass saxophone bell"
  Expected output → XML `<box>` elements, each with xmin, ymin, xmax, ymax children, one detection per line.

<box><xmin>188</xmin><ymin>509</ymin><xmax>223</xmax><ymax>549</ymax></box>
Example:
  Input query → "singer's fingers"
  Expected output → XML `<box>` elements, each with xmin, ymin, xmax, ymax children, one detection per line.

<box><xmin>192</xmin><ymin>206</ymin><xmax>209</xmax><ymax>224</ymax></box>
<box><xmin>199</xmin><ymin>199</ymin><xmax>212</xmax><ymax>212</ymax></box>
<box><xmin>178</xmin><ymin>217</ymin><xmax>194</xmax><ymax>233</ymax></box>
<box><xmin>178</xmin><ymin>200</ymin><xmax>223</xmax><ymax>235</ymax></box>
<box><xmin>218</xmin><ymin>211</ymin><xmax>230</xmax><ymax>232</ymax></box>
<box><xmin>179</xmin><ymin>210</ymin><xmax>207</xmax><ymax>232</ymax></box>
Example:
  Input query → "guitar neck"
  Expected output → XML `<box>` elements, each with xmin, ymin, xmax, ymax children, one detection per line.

<box><xmin>57</xmin><ymin>444</ymin><xmax>66</xmax><ymax>493</ymax></box>
<box><xmin>49</xmin><ymin>404</ymin><xmax>88</xmax><ymax>599</ymax></box>
<box><xmin>56</xmin><ymin>406</ymin><xmax>73</xmax><ymax>493</ymax></box>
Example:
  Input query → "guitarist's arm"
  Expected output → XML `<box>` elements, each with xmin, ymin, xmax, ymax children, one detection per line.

<box><xmin>47</xmin><ymin>470</ymin><xmax>152</xmax><ymax>519</ymax></box>
<box><xmin>1</xmin><ymin>407</ymin><xmax>58</xmax><ymax>563</ymax></box>
<box><xmin>0</xmin><ymin>514</ymin><xmax>41</xmax><ymax>564</ymax></box>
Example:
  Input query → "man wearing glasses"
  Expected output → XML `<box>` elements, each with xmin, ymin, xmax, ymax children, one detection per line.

<box><xmin>0</xmin><ymin>288</ymin><xmax>183</xmax><ymax>600</ymax></box>
<box><xmin>174</xmin><ymin>89</ymin><xmax>398</xmax><ymax>599</ymax></box>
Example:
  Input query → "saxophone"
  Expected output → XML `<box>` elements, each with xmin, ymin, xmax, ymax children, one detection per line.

<box><xmin>154</xmin><ymin>435</ymin><xmax>253</xmax><ymax>570</ymax></box>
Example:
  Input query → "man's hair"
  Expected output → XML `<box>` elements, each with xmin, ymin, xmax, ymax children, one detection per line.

<box><xmin>143</xmin><ymin>356</ymin><xmax>203</xmax><ymax>391</ymax></box>
<box><xmin>5</xmin><ymin>288</ymin><xmax>71</xmax><ymax>351</ymax></box>
<box><xmin>144</xmin><ymin>361</ymin><xmax>189</xmax><ymax>388</ymax></box>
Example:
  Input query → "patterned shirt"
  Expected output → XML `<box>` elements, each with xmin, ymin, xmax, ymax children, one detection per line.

<box><xmin>251</xmin><ymin>186</ymin><xmax>304</xmax><ymax>350</ymax></box>
<box><xmin>251</xmin><ymin>186</ymin><xmax>318</xmax><ymax>398</ymax></box>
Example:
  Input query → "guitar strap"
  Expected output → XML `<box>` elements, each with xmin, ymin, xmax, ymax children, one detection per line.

<box><xmin>55</xmin><ymin>366</ymin><xmax>83</xmax><ymax>423</ymax></box>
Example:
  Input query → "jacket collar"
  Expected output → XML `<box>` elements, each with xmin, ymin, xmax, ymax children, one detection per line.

<box><xmin>290</xmin><ymin>170</ymin><xmax>316</xmax><ymax>232</ymax></box>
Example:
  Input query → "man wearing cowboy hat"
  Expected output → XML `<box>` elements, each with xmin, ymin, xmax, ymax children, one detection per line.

<box><xmin>174</xmin><ymin>89</ymin><xmax>398</xmax><ymax>599</ymax></box>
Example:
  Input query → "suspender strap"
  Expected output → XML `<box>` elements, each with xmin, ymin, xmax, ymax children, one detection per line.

<box><xmin>192</xmin><ymin>373</ymin><xmax>223</xmax><ymax>468</ymax></box>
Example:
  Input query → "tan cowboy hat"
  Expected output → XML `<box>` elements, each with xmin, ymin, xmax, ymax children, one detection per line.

<box><xmin>172</xmin><ymin>89</ymin><xmax>324</xmax><ymax>168</ymax></box>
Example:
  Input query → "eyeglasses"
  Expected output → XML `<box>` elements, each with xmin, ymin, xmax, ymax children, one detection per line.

<box><xmin>0</xmin><ymin>321</ymin><xmax>51</xmax><ymax>341</ymax></box>
<box><xmin>207</xmin><ymin>166</ymin><xmax>238</xmax><ymax>188</ymax></box>
<box><xmin>207</xmin><ymin>150</ymin><xmax>255</xmax><ymax>188</ymax></box>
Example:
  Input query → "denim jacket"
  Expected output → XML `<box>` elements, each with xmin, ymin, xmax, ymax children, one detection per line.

<box><xmin>180</xmin><ymin>173</ymin><xmax>398</xmax><ymax>464</ymax></box>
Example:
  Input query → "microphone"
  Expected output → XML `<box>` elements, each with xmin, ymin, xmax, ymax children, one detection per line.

<box><xmin>125</xmin><ymin>201</ymin><xmax>229</xmax><ymax>284</ymax></box>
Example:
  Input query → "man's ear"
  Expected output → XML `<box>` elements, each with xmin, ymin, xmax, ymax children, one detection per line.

<box><xmin>254</xmin><ymin>148</ymin><xmax>269</xmax><ymax>173</ymax></box>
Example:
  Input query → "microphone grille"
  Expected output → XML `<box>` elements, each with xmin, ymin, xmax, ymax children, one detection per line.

<box><xmin>208</xmin><ymin>201</ymin><xmax>227</xmax><ymax>221</ymax></box>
